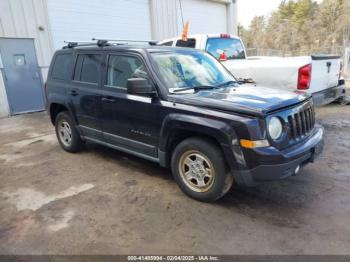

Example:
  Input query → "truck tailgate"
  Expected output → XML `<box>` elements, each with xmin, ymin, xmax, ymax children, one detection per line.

<box><xmin>310</xmin><ymin>55</ymin><xmax>341</xmax><ymax>93</ymax></box>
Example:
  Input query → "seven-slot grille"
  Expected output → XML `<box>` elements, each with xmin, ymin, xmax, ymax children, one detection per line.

<box><xmin>287</xmin><ymin>104</ymin><xmax>315</xmax><ymax>140</ymax></box>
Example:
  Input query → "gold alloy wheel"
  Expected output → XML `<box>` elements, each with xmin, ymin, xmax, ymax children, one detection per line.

<box><xmin>178</xmin><ymin>150</ymin><xmax>215</xmax><ymax>193</ymax></box>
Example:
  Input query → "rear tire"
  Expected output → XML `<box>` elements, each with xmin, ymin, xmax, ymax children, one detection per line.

<box><xmin>55</xmin><ymin>111</ymin><xmax>84</xmax><ymax>153</ymax></box>
<box><xmin>171</xmin><ymin>137</ymin><xmax>234</xmax><ymax>202</ymax></box>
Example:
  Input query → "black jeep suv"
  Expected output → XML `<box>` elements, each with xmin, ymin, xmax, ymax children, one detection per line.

<box><xmin>46</xmin><ymin>41</ymin><xmax>324</xmax><ymax>202</ymax></box>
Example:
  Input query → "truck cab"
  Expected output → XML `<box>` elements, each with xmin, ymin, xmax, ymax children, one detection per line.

<box><xmin>158</xmin><ymin>34</ymin><xmax>346</xmax><ymax>106</ymax></box>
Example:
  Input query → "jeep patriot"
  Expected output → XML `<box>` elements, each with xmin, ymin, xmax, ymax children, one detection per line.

<box><xmin>46</xmin><ymin>40</ymin><xmax>324</xmax><ymax>202</ymax></box>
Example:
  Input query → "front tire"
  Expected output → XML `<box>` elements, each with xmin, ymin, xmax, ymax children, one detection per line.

<box><xmin>55</xmin><ymin>111</ymin><xmax>84</xmax><ymax>153</ymax></box>
<box><xmin>171</xmin><ymin>137</ymin><xmax>234</xmax><ymax>202</ymax></box>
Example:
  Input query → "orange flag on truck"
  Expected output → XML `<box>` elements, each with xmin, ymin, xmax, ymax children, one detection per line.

<box><xmin>182</xmin><ymin>20</ymin><xmax>190</xmax><ymax>41</ymax></box>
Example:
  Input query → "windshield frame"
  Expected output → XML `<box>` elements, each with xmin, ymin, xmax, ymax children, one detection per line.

<box><xmin>149</xmin><ymin>49</ymin><xmax>237</xmax><ymax>95</ymax></box>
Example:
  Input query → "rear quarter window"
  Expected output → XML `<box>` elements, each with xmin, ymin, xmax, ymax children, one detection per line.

<box><xmin>51</xmin><ymin>53</ymin><xmax>73</xmax><ymax>80</ymax></box>
<box><xmin>176</xmin><ymin>39</ymin><xmax>196</xmax><ymax>48</ymax></box>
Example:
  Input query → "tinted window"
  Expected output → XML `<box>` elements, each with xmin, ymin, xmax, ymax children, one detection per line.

<box><xmin>206</xmin><ymin>38</ymin><xmax>246</xmax><ymax>60</ymax></box>
<box><xmin>160</xmin><ymin>41</ymin><xmax>173</xmax><ymax>46</ymax></box>
<box><xmin>74</xmin><ymin>54</ymin><xmax>102</xmax><ymax>84</ymax></box>
<box><xmin>51</xmin><ymin>54</ymin><xmax>72</xmax><ymax>80</ymax></box>
<box><xmin>106</xmin><ymin>55</ymin><xmax>147</xmax><ymax>88</ymax></box>
<box><xmin>176</xmin><ymin>39</ymin><xmax>196</xmax><ymax>48</ymax></box>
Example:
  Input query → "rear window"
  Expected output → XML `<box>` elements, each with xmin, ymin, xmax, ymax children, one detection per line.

<box><xmin>206</xmin><ymin>38</ymin><xmax>246</xmax><ymax>60</ymax></box>
<box><xmin>74</xmin><ymin>54</ymin><xmax>102</xmax><ymax>84</ymax></box>
<box><xmin>51</xmin><ymin>54</ymin><xmax>73</xmax><ymax>80</ymax></box>
<box><xmin>176</xmin><ymin>39</ymin><xmax>196</xmax><ymax>48</ymax></box>
<box><xmin>160</xmin><ymin>41</ymin><xmax>173</xmax><ymax>46</ymax></box>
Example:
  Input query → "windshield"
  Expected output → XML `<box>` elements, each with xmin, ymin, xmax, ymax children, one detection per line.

<box><xmin>206</xmin><ymin>38</ymin><xmax>246</xmax><ymax>60</ymax></box>
<box><xmin>151</xmin><ymin>50</ymin><xmax>236</xmax><ymax>93</ymax></box>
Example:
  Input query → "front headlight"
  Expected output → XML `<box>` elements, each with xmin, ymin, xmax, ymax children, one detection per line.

<box><xmin>268</xmin><ymin>117</ymin><xmax>283</xmax><ymax>140</ymax></box>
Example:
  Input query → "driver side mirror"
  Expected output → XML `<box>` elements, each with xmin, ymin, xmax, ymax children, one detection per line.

<box><xmin>126</xmin><ymin>78</ymin><xmax>156</xmax><ymax>97</ymax></box>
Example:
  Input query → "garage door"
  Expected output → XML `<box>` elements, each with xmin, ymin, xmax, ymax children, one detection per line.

<box><xmin>47</xmin><ymin>0</ymin><xmax>152</xmax><ymax>50</ymax></box>
<box><xmin>178</xmin><ymin>0</ymin><xmax>227</xmax><ymax>34</ymax></box>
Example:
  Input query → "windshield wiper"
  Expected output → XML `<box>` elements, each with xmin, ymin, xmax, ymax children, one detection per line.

<box><xmin>172</xmin><ymin>85</ymin><xmax>217</xmax><ymax>93</ymax></box>
<box><xmin>216</xmin><ymin>80</ymin><xmax>237</xmax><ymax>87</ymax></box>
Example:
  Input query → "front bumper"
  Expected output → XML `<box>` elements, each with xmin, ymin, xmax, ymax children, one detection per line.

<box><xmin>312</xmin><ymin>83</ymin><xmax>345</xmax><ymax>106</ymax></box>
<box><xmin>233</xmin><ymin>125</ymin><xmax>324</xmax><ymax>186</ymax></box>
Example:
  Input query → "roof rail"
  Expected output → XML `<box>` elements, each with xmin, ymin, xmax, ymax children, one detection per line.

<box><xmin>62</xmin><ymin>40</ymin><xmax>109</xmax><ymax>49</ymax></box>
<box><xmin>62</xmin><ymin>38</ymin><xmax>158</xmax><ymax>49</ymax></box>
<box><xmin>92</xmin><ymin>38</ymin><xmax>158</xmax><ymax>46</ymax></box>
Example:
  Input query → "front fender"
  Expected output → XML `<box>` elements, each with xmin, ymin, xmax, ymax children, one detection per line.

<box><xmin>158</xmin><ymin>113</ymin><xmax>245</xmax><ymax>170</ymax></box>
<box><xmin>159</xmin><ymin>113</ymin><xmax>238</xmax><ymax>151</ymax></box>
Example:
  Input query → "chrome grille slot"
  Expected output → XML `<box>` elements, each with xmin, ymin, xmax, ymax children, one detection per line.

<box><xmin>287</xmin><ymin>103</ymin><xmax>315</xmax><ymax>141</ymax></box>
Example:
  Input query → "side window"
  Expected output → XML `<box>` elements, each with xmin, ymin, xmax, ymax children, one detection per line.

<box><xmin>176</xmin><ymin>39</ymin><xmax>196</xmax><ymax>48</ymax></box>
<box><xmin>106</xmin><ymin>55</ymin><xmax>148</xmax><ymax>88</ymax></box>
<box><xmin>51</xmin><ymin>54</ymin><xmax>73</xmax><ymax>80</ymax></box>
<box><xmin>74</xmin><ymin>54</ymin><xmax>102</xmax><ymax>84</ymax></box>
<box><xmin>160</xmin><ymin>41</ymin><xmax>173</xmax><ymax>46</ymax></box>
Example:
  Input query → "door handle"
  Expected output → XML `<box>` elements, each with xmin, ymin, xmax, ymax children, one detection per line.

<box><xmin>102</xmin><ymin>97</ymin><xmax>116</xmax><ymax>103</ymax></box>
<box><xmin>70</xmin><ymin>89</ymin><xmax>79</xmax><ymax>96</ymax></box>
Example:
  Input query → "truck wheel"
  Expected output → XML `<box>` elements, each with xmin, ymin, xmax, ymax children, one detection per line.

<box><xmin>55</xmin><ymin>111</ymin><xmax>84</xmax><ymax>153</ymax></box>
<box><xmin>171</xmin><ymin>137</ymin><xmax>234</xmax><ymax>202</ymax></box>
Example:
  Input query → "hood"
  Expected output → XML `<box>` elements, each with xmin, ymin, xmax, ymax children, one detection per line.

<box><xmin>170</xmin><ymin>84</ymin><xmax>310</xmax><ymax>116</ymax></box>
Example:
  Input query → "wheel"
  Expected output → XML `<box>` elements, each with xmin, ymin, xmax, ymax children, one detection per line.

<box><xmin>55</xmin><ymin>111</ymin><xmax>84</xmax><ymax>153</ymax></box>
<box><xmin>171</xmin><ymin>137</ymin><xmax>234</xmax><ymax>202</ymax></box>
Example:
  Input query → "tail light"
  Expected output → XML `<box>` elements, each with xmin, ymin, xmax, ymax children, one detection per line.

<box><xmin>220</xmin><ymin>33</ymin><xmax>231</xmax><ymax>38</ymax></box>
<box><xmin>219</xmin><ymin>52</ymin><xmax>228</xmax><ymax>61</ymax></box>
<box><xmin>297</xmin><ymin>64</ymin><xmax>312</xmax><ymax>90</ymax></box>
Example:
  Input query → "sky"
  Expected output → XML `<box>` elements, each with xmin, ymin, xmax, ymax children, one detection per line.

<box><xmin>238</xmin><ymin>0</ymin><xmax>323</xmax><ymax>28</ymax></box>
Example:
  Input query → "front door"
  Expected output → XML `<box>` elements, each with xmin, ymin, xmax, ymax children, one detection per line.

<box><xmin>0</xmin><ymin>38</ymin><xmax>44</xmax><ymax>115</ymax></box>
<box><xmin>101</xmin><ymin>53</ymin><xmax>161</xmax><ymax>158</ymax></box>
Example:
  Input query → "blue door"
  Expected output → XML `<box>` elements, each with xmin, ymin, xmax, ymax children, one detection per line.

<box><xmin>0</xmin><ymin>38</ymin><xmax>45</xmax><ymax>115</ymax></box>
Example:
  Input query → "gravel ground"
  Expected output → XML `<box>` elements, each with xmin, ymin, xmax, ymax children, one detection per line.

<box><xmin>0</xmin><ymin>104</ymin><xmax>349</xmax><ymax>255</ymax></box>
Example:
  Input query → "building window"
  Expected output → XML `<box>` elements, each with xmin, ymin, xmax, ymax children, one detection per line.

<box><xmin>14</xmin><ymin>54</ymin><xmax>26</xmax><ymax>66</ymax></box>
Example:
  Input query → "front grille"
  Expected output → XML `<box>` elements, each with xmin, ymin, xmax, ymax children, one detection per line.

<box><xmin>287</xmin><ymin>104</ymin><xmax>315</xmax><ymax>140</ymax></box>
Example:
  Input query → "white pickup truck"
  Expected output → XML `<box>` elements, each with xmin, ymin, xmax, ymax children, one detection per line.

<box><xmin>158</xmin><ymin>34</ymin><xmax>346</xmax><ymax>106</ymax></box>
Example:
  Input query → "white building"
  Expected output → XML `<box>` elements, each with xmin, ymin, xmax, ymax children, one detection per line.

<box><xmin>0</xmin><ymin>0</ymin><xmax>237</xmax><ymax>117</ymax></box>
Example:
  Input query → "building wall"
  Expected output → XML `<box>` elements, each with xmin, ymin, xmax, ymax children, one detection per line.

<box><xmin>0</xmin><ymin>0</ymin><xmax>54</xmax><ymax>117</ymax></box>
<box><xmin>0</xmin><ymin>0</ymin><xmax>238</xmax><ymax>117</ymax></box>
<box><xmin>47</xmin><ymin>0</ymin><xmax>153</xmax><ymax>50</ymax></box>
<box><xmin>150</xmin><ymin>0</ymin><xmax>179</xmax><ymax>40</ymax></box>
<box><xmin>0</xmin><ymin>70</ymin><xmax>9</xmax><ymax>117</ymax></box>
<box><xmin>150</xmin><ymin>0</ymin><xmax>237</xmax><ymax>40</ymax></box>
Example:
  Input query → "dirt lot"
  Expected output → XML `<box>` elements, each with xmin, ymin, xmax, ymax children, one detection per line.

<box><xmin>0</xmin><ymin>104</ymin><xmax>350</xmax><ymax>255</ymax></box>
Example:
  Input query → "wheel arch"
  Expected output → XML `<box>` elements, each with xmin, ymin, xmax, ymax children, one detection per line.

<box><xmin>158</xmin><ymin>114</ymin><xmax>238</xmax><ymax>169</ymax></box>
<box><xmin>49</xmin><ymin>102</ymin><xmax>78</xmax><ymax>126</ymax></box>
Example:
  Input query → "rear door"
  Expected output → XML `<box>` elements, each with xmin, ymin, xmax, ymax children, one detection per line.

<box><xmin>310</xmin><ymin>55</ymin><xmax>341</xmax><ymax>93</ymax></box>
<box><xmin>69</xmin><ymin>52</ymin><xmax>104</xmax><ymax>139</ymax></box>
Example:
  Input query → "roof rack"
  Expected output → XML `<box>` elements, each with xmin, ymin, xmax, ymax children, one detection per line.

<box><xmin>62</xmin><ymin>40</ymin><xmax>110</xmax><ymax>49</ymax></box>
<box><xmin>92</xmin><ymin>38</ymin><xmax>158</xmax><ymax>46</ymax></box>
<box><xmin>62</xmin><ymin>38</ymin><xmax>158</xmax><ymax>49</ymax></box>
